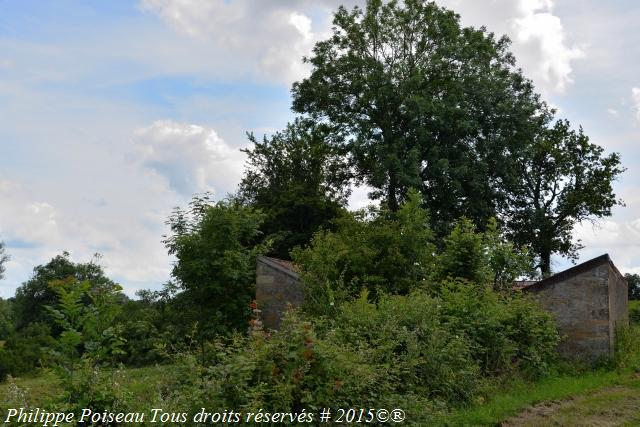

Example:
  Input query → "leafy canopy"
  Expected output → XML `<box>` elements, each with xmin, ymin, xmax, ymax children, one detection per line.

<box><xmin>237</xmin><ymin>118</ymin><xmax>349</xmax><ymax>259</ymax></box>
<box><xmin>164</xmin><ymin>195</ymin><xmax>267</xmax><ymax>338</ymax></box>
<box><xmin>292</xmin><ymin>0</ymin><xmax>543</xmax><ymax>230</ymax></box>
<box><xmin>506</xmin><ymin>119</ymin><xmax>625</xmax><ymax>275</ymax></box>
<box><xmin>12</xmin><ymin>252</ymin><xmax>121</xmax><ymax>331</ymax></box>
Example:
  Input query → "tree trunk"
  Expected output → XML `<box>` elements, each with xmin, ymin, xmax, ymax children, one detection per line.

<box><xmin>540</xmin><ymin>249</ymin><xmax>552</xmax><ymax>278</ymax></box>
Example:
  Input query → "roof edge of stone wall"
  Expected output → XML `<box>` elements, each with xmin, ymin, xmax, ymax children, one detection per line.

<box><xmin>524</xmin><ymin>253</ymin><xmax>611</xmax><ymax>292</ymax></box>
<box><xmin>257</xmin><ymin>256</ymin><xmax>300</xmax><ymax>280</ymax></box>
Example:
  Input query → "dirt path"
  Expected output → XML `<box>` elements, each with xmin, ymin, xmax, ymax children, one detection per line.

<box><xmin>502</xmin><ymin>383</ymin><xmax>640</xmax><ymax>426</ymax></box>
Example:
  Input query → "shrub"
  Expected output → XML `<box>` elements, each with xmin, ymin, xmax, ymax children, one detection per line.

<box><xmin>335</xmin><ymin>291</ymin><xmax>481</xmax><ymax>405</ymax></box>
<box><xmin>291</xmin><ymin>190</ymin><xmax>436</xmax><ymax>315</ymax></box>
<box><xmin>615</xmin><ymin>325</ymin><xmax>640</xmax><ymax>372</ymax></box>
<box><xmin>629</xmin><ymin>300</ymin><xmax>640</xmax><ymax>325</ymax></box>
<box><xmin>438</xmin><ymin>281</ymin><xmax>559</xmax><ymax>377</ymax></box>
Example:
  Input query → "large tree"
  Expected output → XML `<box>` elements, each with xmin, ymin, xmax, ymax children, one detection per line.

<box><xmin>506</xmin><ymin>119</ymin><xmax>624</xmax><ymax>275</ymax></box>
<box><xmin>12</xmin><ymin>252</ymin><xmax>119</xmax><ymax>330</ymax></box>
<box><xmin>292</xmin><ymin>0</ymin><xmax>542</xmax><ymax>233</ymax></box>
<box><xmin>237</xmin><ymin>119</ymin><xmax>350</xmax><ymax>259</ymax></box>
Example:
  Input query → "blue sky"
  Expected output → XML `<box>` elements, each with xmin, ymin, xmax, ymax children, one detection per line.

<box><xmin>0</xmin><ymin>0</ymin><xmax>639</xmax><ymax>297</ymax></box>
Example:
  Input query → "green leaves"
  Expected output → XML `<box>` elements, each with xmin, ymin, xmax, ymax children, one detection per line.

<box><xmin>237</xmin><ymin>118</ymin><xmax>349</xmax><ymax>259</ymax></box>
<box><xmin>164</xmin><ymin>195</ymin><xmax>267</xmax><ymax>338</ymax></box>
<box><xmin>507</xmin><ymin>119</ymin><xmax>625</xmax><ymax>275</ymax></box>
<box><xmin>293</xmin><ymin>0</ymin><xmax>542</xmax><ymax>221</ymax></box>
<box><xmin>292</xmin><ymin>190</ymin><xmax>436</xmax><ymax>315</ymax></box>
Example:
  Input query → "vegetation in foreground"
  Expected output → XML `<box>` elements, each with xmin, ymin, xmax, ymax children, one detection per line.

<box><xmin>0</xmin><ymin>0</ymin><xmax>636</xmax><ymax>426</ymax></box>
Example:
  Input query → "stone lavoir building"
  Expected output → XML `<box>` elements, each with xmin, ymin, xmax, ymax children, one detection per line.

<box><xmin>256</xmin><ymin>253</ymin><xmax>629</xmax><ymax>360</ymax></box>
<box><xmin>521</xmin><ymin>254</ymin><xmax>628</xmax><ymax>359</ymax></box>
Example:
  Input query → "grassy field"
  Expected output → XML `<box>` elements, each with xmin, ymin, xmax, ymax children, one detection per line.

<box><xmin>3</xmin><ymin>367</ymin><xmax>640</xmax><ymax>426</ymax></box>
<box><xmin>0</xmin><ymin>365</ymin><xmax>168</xmax><ymax>419</ymax></box>
<box><xmin>440</xmin><ymin>370</ymin><xmax>639</xmax><ymax>425</ymax></box>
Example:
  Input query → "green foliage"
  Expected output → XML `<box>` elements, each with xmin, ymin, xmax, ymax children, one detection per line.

<box><xmin>238</xmin><ymin>118</ymin><xmax>350</xmax><ymax>259</ymax></box>
<box><xmin>630</xmin><ymin>300</ymin><xmax>640</xmax><ymax>325</ymax></box>
<box><xmin>0</xmin><ymin>323</ymin><xmax>55</xmax><ymax>380</ymax></box>
<box><xmin>335</xmin><ymin>291</ymin><xmax>481</xmax><ymax>405</ymax></box>
<box><xmin>507</xmin><ymin>120</ymin><xmax>625</xmax><ymax>275</ymax></box>
<box><xmin>0</xmin><ymin>241</ymin><xmax>8</xmax><ymax>280</ymax></box>
<box><xmin>158</xmin><ymin>310</ymin><xmax>440</xmax><ymax>424</ymax></box>
<box><xmin>626</xmin><ymin>274</ymin><xmax>640</xmax><ymax>301</ymax></box>
<box><xmin>292</xmin><ymin>0</ymin><xmax>543</xmax><ymax>226</ymax></box>
<box><xmin>615</xmin><ymin>325</ymin><xmax>640</xmax><ymax>372</ymax></box>
<box><xmin>434</xmin><ymin>217</ymin><xmax>535</xmax><ymax>288</ymax></box>
<box><xmin>0</xmin><ymin>298</ymin><xmax>12</xmax><ymax>341</ymax></box>
<box><xmin>46</xmin><ymin>278</ymin><xmax>125</xmax><ymax>367</ymax></box>
<box><xmin>436</xmin><ymin>218</ymin><xmax>489</xmax><ymax>285</ymax></box>
<box><xmin>438</xmin><ymin>281</ymin><xmax>559</xmax><ymax>377</ymax></box>
<box><xmin>164</xmin><ymin>195</ymin><xmax>267</xmax><ymax>339</ymax></box>
<box><xmin>12</xmin><ymin>252</ymin><xmax>120</xmax><ymax>331</ymax></box>
<box><xmin>45</xmin><ymin>278</ymin><xmax>129</xmax><ymax>417</ymax></box>
<box><xmin>292</xmin><ymin>190</ymin><xmax>436</xmax><ymax>315</ymax></box>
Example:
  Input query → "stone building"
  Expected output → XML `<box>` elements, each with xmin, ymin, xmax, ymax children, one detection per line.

<box><xmin>523</xmin><ymin>254</ymin><xmax>628</xmax><ymax>359</ymax></box>
<box><xmin>255</xmin><ymin>256</ymin><xmax>303</xmax><ymax>330</ymax></box>
<box><xmin>256</xmin><ymin>253</ymin><xmax>629</xmax><ymax>360</ymax></box>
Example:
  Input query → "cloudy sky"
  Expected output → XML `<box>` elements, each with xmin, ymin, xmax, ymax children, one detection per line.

<box><xmin>0</xmin><ymin>0</ymin><xmax>639</xmax><ymax>297</ymax></box>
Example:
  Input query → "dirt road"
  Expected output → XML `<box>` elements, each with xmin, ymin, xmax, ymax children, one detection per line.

<box><xmin>502</xmin><ymin>382</ymin><xmax>640</xmax><ymax>426</ymax></box>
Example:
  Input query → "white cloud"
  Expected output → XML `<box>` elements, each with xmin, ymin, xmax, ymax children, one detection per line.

<box><xmin>139</xmin><ymin>0</ymin><xmax>584</xmax><ymax>93</ymax></box>
<box><xmin>134</xmin><ymin>120</ymin><xmax>247</xmax><ymax>197</ymax></box>
<box><xmin>632</xmin><ymin>87</ymin><xmax>640</xmax><ymax>120</ymax></box>
<box><xmin>608</xmin><ymin>108</ymin><xmax>620</xmax><ymax>117</ymax></box>
<box><xmin>437</xmin><ymin>0</ymin><xmax>584</xmax><ymax>94</ymax></box>
<box><xmin>0</xmin><ymin>178</ymin><xmax>172</xmax><ymax>297</ymax></box>
<box><xmin>140</xmin><ymin>0</ymin><xmax>320</xmax><ymax>85</ymax></box>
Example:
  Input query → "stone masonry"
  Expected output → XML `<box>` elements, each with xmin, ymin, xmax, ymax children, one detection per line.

<box><xmin>255</xmin><ymin>256</ymin><xmax>303</xmax><ymax>330</ymax></box>
<box><xmin>524</xmin><ymin>254</ymin><xmax>628</xmax><ymax>359</ymax></box>
<box><xmin>256</xmin><ymin>253</ymin><xmax>629</xmax><ymax>360</ymax></box>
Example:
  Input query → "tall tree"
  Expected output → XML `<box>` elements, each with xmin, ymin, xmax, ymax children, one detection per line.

<box><xmin>12</xmin><ymin>252</ymin><xmax>119</xmax><ymax>330</ymax></box>
<box><xmin>292</xmin><ymin>0</ymin><xmax>542</xmax><ymax>233</ymax></box>
<box><xmin>625</xmin><ymin>273</ymin><xmax>640</xmax><ymax>301</ymax></box>
<box><xmin>506</xmin><ymin>119</ymin><xmax>624</xmax><ymax>275</ymax></box>
<box><xmin>237</xmin><ymin>119</ymin><xmax>350</xmax><ymax>259</ymax></box>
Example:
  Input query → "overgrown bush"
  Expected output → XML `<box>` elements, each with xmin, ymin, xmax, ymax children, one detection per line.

<box><xmin>291</xmin><ymin>190</ymin><xmax>437</xmax><ymax>315</ymax></box>
<box><xmin>335</xmin><ymin>291</ymin><xmax>481</xmax><ymax>405</ymax></box>
<box><xmin>157</xmin><ymin>310</ymin><xmax>442</xmax><ymax>424</ymax></box>
<box><xmin>0</xmin><ymin>323</ymin><xmax>55</xmax><ymax>380</ymax></box>
<box><xmin>44</xmin><ymin>278</ymin><xmax>130</xmax><ymax>417</ymax></box>
<box><xmin>615</xmin><ymin>325</ymin><xmax>640</xmax><ymax>372</ymax></box>
<box><xmin>438</xmin><ymin>281</ymin><xmax>559</xmax><ymax>377</ymax></box>
<box><xmin>629</xmin><ymin>300</ymin><xmax>640</xmax><ymax>325</ymax></box>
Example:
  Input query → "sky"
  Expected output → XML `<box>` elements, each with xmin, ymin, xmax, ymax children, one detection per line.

<box><xmin>0</xmin><ymin>0</ymin><xmax>639</xmax><ymax>297</ymax></box>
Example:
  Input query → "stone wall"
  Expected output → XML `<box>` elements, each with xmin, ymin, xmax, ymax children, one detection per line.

<box><xmin>527</xmin><ymin>263</ymin><xmax>611</xmax><ymax>359</ymax></box>
<box><xmin>255</xmin><ymin>256</ymin><xmax>303</xmax><ymax>330</ymax></box>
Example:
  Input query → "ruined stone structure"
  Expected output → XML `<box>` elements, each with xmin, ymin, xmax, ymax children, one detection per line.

<box><xmin>255</xmin><ymin>256</ymin><xmax>303</xmax><ymax>330</ymax></box>
<box><xmin>256</xmin><ymin>253</ymin><xmax>629</xmax><ymax>360</ymax></box>
<box><xmin>523</xmin><ymin>254</ymin><xmax>628</xmax><ymax>359</ymax></box>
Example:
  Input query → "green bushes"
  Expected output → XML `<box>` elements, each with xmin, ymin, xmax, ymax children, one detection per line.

<box><xmin>438</xmin><ymin>281</ymin><xmax>559</xmax><ymax>377</ymax></box>
<box><xmin>292</xmin><ymin>190</ymin><xmax>436</xmax><ymax>315</ymax></box>
<box><xmin>629</xmin><ymin>300</ymin><xmax>640</xmax><ymax>325</ymax></box>
<box><xmin>158</xmin><ymin>310</ymin><xmax>441</xmax><ymax>424</ymax></box>
<box><xmin>335</xmin><ymin>292</ymin><xmax>481</xmax><ymax>405</ymax></box>
<box><xmin>155</xmin><ymin>285</ymin><xmax>558</xmax><ymax>422</ymax></box>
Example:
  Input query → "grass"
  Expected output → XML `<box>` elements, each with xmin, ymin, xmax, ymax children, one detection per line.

<box><xmin>0</xmin><ymin>365</ymin><xmax>168</xmax><ymax>414</ymax></box>
<box><xmin>439</xmin><ymin>323</ymin><xmax>640</xmax><ymax>426</ymax></box>
<box><xmin>3</xmin><ymin>323</ymin><xmax>640</xmax><ymax>426</ymax></box>
<box><xmin>439</xmin><ymin>370</ymin><xmax>631</xmax><ymax>426</ymax></box>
